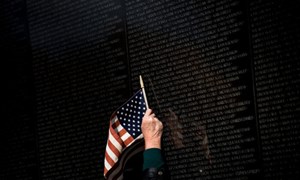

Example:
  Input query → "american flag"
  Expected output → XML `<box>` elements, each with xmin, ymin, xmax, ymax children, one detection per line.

<box><xmin>104</xmin><ymin>89</ymin><xmax>147</xmax><ymax>179</ymax></box>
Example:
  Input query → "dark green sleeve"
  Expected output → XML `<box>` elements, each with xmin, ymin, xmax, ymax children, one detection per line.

<box><xmin>143</xmin><ymin>148</ymin><xmax>164</xmax><ymax>171</ymax></box>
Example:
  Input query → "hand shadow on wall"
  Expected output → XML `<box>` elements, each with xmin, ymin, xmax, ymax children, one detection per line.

<box><xmin>164</xmin><ymin>108</ymin><xmax>212</xmax><ymax>165</ymax></box>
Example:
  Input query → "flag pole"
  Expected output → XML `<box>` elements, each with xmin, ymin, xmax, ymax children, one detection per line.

<box><xmin>139</xmin><ymin>75</ymin><xmax>149</xmax><ymax>109</ymax></box>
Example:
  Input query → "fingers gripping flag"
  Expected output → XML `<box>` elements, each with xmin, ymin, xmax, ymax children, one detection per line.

<box><xmin>104</xmin><ymin>89</ymin><xmax>147</xmax><ymax>179</ymax></box>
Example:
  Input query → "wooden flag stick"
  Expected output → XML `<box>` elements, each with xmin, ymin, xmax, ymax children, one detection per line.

<box><xmin>139</xmin><ymin>75</ymin><xmax>149</xmax><ymax>109</ymax></box>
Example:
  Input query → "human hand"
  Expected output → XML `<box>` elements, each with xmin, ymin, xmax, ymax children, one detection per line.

<box><xmin>141</xmin><ymin>109</ymin><xmax>163</xmax><ymax>150</ymax></box>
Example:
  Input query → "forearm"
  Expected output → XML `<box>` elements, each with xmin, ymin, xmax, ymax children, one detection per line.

<box><xmin>143</xmin><ymin>148</ymin><xmax>164</xmax><ymax>170</ymax></box>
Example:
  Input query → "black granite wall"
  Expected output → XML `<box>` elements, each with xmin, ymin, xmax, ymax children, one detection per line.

<box><xmin>1</xmin><ymin>0</ymin><xmax>299</xmax><ymax>179</ymax></box>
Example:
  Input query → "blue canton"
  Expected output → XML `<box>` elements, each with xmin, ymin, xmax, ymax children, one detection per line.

<box><xmin>116</xmin><ymin>90</ymin><xmax>146</xmax><ymax>138</ymax></box>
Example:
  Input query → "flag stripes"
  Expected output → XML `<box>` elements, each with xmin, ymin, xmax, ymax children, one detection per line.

<box><xmin>104</xmin><ymin>89</ymin><xmax>146</xmax><ymax>179</ymax></box>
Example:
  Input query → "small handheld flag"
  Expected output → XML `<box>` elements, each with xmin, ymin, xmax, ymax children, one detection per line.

<box><xmin>104</xmin><ymin>75</ymin><xmax>149</xmax><ymax>179</ymax></box>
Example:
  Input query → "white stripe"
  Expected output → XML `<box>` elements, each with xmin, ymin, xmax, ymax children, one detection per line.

<box><xmin>115</xmin><ymin>123</ymin><xmax>123</xmax><ymax>132</ymax></box>
<box><xmin>109</xmin><ymin>127</ymin><xmax>122</xmax><ymax>153</ymax></box>
<box><xmin>111</xmin><ymin>116</ymin><xmax>118</xmax><ymax>123</ymax></box>
<box><xmin>106</xmin><ymin>142</ymin><xmax>118</xmax><ymax>163</ymax></box>
<box><xmin>104</xmin><ymin>158</ymin><xmax>112</xmax><ymax>170</ymax></box>
<box><xmin>104</xmin><ymin>128</ymin><xmax>123</xmax><ymax>176</ymax></box>
<box><xmin>112</xmin><ymin>117</ymin><xmax>130</xmax><ymax>145</ymax></box>
<box><xmin>114</xmin><ymin>123</ymin><xmax>131</xmax><ymax>143</ymax></box>
<box><xmin>120</xmin><ymin>131</ymin><xmax>131</xmax><ymax>142</ymax></box>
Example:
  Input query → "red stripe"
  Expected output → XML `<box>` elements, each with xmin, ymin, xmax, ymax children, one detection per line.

<box><xmin>112</xmin><ymin>119</ymin><xmax>121</xmax><ymax>127</ymax></box>
<box><xmin>107</xmin><ymin>138</ymin><xmax>121</xmax><ymax>157</ymax></box>
<box><xmin>104</xmin><ymin>120</ymin><xmax>126</xmax><ymax>177</ymax></box>
<box><xmin>119</xmin><ymin>128</ymin><xmax>127</xmax><ymax>137</ymax></box>
<box><xmin>109</xmin><ymin>122</ymin><xmax>124</xmax><ymax>148</ymax></box>
<box><xmin>105</xmin><ymin>150</ymin><xmax>115</xmax><ymax>168</ymax></box>
<box><xmin>104</xmin><ymin>166</ymin><xmax>108</xmax><ymax>176</ymax></box>
<box><xmin>124</xmin><ymin>135</ymin><xmax>134</xmax><ymax>146</ymax></box>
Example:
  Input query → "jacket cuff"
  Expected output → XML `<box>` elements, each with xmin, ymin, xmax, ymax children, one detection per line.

<box><xmin>143</xmin><ymin>167</ymin><xmax>164</xmax><ymax>180</ymax></box>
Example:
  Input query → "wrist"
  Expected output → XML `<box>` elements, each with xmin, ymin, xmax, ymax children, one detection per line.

<box><xmin>145</xmin><ymin>140</ymin><xmax>161</xmax><ymax>149</ymax></box>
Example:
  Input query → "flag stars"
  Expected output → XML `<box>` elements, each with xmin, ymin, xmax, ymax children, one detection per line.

<box><xmin>115</xmin><ymin>90</ymin><xmax>147</xmax><ymax>138</ymax></box>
